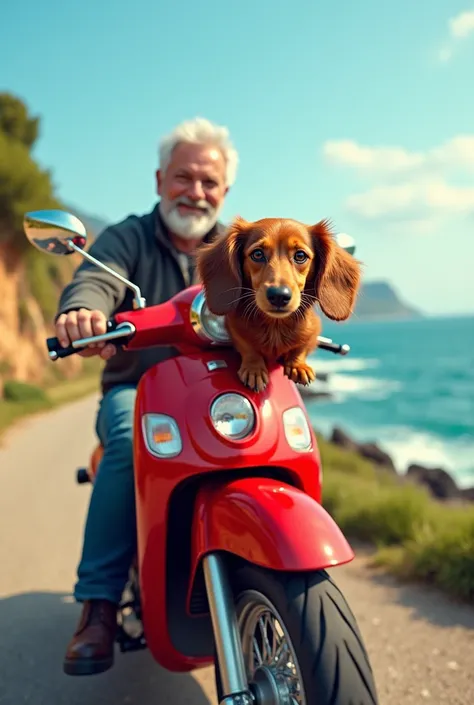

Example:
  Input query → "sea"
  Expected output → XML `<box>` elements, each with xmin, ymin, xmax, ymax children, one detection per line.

<box><xmin>304</xmin><ymin>315</ymin><xmax>474</xmax><ymax>489</ymax></box>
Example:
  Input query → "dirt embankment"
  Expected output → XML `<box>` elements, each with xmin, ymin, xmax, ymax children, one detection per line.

<box><xmin>0</xmin><ymin>242</ymin><xmax>82</xmax><ymax>394</ymax></box>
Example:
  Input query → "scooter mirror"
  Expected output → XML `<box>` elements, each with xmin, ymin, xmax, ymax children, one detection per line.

<box><xmin>335</xmin><ymin>233</ymin><xmax>356</xmax><ymax>256</ymax></box>
<box><xmin>23</xmin><ymin>209</ymin><xmax>88</xmax><ymax>256</ymax></box>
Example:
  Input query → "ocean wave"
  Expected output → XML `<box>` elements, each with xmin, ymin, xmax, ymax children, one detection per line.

<box><xmin>308</xmin><ymin>356</ymin><xmax>380</xmax><ymax>374</ymax></box>
<box><xmin>307</xmin><ymin>371</ymin><xmax>401</xmax><ymax>402</ymax></box>
<box><xmin>378</xmin><ymin>428</ymin><xmax>474</xmax><ymax>487</ymax></box>
<box><xmin>308</xmin><ymin>413</ymin><xmax>474</xmax><ymax>488</ymax></box>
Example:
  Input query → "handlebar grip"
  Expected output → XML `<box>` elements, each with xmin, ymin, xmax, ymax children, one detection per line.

<box><xmin>317</xmin><ymin>340</ymin><xmax>350</xmax><ymax>355</ymax></box>
<box><xmin>46</xmin><ymin>337</ymin><xmax>87</xmax><ymax>360</ymax></box>
<box><xmin>45</xmin><ymin>321</ymin><xmax>134</xmax><ymax>361</ymax></box>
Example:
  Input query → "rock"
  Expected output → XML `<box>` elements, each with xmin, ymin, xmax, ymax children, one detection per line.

<box><xmin>330</xmin><ymin>427</ymin><xmax>396</xmax><ymax>472</ymax></box>
<box><xmin>460</xmin><ymin>487</ymin><xmax>474</xmax><ymax>502</ymax></box>
<box><xmin>327</xmin><ymin>425</ymin><xmax>474</xmax><ymax>504</ymax></box>
<box><xmin>406</xmin><ymin>464</ymin><xmax>460</xmax><ymax>500</ymax></box>
<box><xmin>330</xmin><ymin>427</ymin><xmax>358</xmax><ymax>452</ymax></box>
<box><xmin>299</xmin><ymin>388</ymin><xmax>332</xmax><ymax>399</ymax></box>
<box><xmin>358</xmin><ymin>442</ymin><xmax>397</xmax><ymax>473</ymax></box>
<box><xmin>297</xmin><ymin>371</ymin><xmax>331</xmax><ymax>398</ymax></box>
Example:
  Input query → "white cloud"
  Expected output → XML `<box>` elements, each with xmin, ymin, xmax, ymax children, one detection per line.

<box><xmin>346</xmin><ymin>178</ymin><xmax>474</xmax><ymax>219</ymax></box>
<box><xmin>323</xmin><ymin>140</ymin><xmax>424</xmax><ymax>175</ymax></box>
<box><xmin>322</xmin><ymin>136</ymin><xmax>474</xmax><ymax>232</ymax></box>
<box><xmin>438</xmin><ymin>8</ymin><xmax>474</xmax><ymax>63</ymax></box>
<box><xmin>323</xmin><ymin>136</ymin><xmax>474</xmax><ymax>177</ymax></box>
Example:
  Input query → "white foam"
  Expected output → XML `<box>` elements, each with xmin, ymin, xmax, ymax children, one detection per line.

<box><xmin>376</xmin><ymin>429</ymin><xmax>474</xmax><ymax>488</ymax></box>
<box><xmin>310</xmin><ymin>414</ymin><xmax>474</xmax><ymax>488</ymax></box>
<box><xmin>307</xmin><ymin>372</ymin><xmax>401</xmax><ymax>403</ymax></box>
<box><xmin>309</xmin><ymin>356</ymin><xmax>380</xmax><ymax>374</ymax></box>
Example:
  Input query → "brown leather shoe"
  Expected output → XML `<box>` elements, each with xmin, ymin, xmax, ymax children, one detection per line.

<box><xmin>63</xmin><ymin>599</ymin><xmax>118</xmax><ymax>676</ymax></box>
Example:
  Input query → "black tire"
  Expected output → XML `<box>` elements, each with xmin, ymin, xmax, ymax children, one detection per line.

<box><xmin>215</xmin><ymin>565</ymin><xmax>379</xmax><ymax>705</ymax></box>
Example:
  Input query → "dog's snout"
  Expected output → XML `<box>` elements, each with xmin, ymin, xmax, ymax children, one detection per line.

<box><xmin>266</xmin><ymin>285</ymin><xmax>292</xmax><ymax>308</ymax></box>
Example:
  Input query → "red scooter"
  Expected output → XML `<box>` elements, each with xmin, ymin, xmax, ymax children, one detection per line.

<box><xmin>24</xmin><ymin>210</ymin><xmax>379</xmax><ymax>705</ymax></box>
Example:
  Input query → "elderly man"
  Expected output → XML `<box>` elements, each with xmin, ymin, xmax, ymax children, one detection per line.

<box><xmin>55</xmin><ymin>117</ymin><xmax>239</xmax><ymax>676</ymax></box>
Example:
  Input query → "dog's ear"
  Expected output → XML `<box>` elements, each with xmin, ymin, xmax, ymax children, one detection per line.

<box><xmin>306</xmin><ymin>220</ymin><xmax>362</xmax><ymax>321</ymax></box>
<box><xmin>196</xmin><ymin>216</ymin><xmax>252</xmax><ymax>315</ymax></box>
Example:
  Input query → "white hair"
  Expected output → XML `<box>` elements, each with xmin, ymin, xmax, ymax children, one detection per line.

<box><xmin>158</xmin><ymin>117</ymin><xmax>239</xmax><ymax>187</ymax></box>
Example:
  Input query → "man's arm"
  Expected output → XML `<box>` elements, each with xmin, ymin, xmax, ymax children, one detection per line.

<box><xmin>56</xmin><ymin>219</ymin><xmax>139</xmax><ymax>320</ymax></box>
<box><xmin>54</xmin><ymin>218</ymin><xmax>140</xmax><ymax>358</ymax></box>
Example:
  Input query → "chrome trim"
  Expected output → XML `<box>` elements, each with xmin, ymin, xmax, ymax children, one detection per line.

<box><xmin>219</xmin><ymin>695</ymin><xmax>254</xmax><ymax>705</ymax></box>
<box><xmin>202</xmin><ymin>554</ymin><xmax>250</xmax><ymax>701</ymax></box>
<box><xmin>207</xmin><ymin>360</ymin><xmax>228</xmax><ymax>371</ymax></box>
<box><xmin>190</xmin><ymin>290</ymin><xmax>212</xmax><ymax>341</ymax></box>
<box><xmin>190</xmin><ymin>290</ymin><xmax>231</xmax><ymax>343</ymax></box>
<box><xmin>67</xmin><ymin>240</ymin><xmax>146</xmax><ymax>310</ymax></box>
<box><xmin>71</xmin><ymin>321</ymin><xmax>136</xmax><ymax>349</ymax></box>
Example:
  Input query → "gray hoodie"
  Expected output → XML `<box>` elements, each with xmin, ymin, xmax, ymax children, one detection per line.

<box><xmin>56</xmin><ymin>202</ymin><xmax>225</xmax><ymax>394</ymax></box>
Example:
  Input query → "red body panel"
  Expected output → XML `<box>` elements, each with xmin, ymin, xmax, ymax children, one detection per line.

<box><xmin>116</xmin><ymin>285</ymin><xmax>209</xmax><ymax>354</ymax></box>
<box><xmin>188</xmin><ymin>477</ymin><xmax>354</xmax><ymax>608</ymax></box>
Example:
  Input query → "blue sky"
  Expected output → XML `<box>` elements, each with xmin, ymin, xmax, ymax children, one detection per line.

<box><xmin>2</xmin><ymin>0</ymin><xmax>474</xmax><ymax>315</ymax></box>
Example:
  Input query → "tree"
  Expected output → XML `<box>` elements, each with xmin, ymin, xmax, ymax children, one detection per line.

<box><xmin>0</xmin><ymin>93</ymin><xmax>39</xmax><ymax>148</ymax></box>
<box><xmin>0</xmin><ymin>93</ymin><xmax>61</xmax><ymax>252</ymax></box>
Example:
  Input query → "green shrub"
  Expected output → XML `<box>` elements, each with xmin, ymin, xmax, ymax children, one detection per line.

<box><xmin>374</xmin><ymin>511</ymin><xmax>474</xmax><ymax>601</ymax></box>
<box><xmin>322</xmin><ymin>470</ymin><xmax>432</xmax><ymax>545</ymax></box>
<box><xmin>317</xmin><ymin>435</ymin><xmax>378</xmax><ymax>481</ymax></box>
<box><xmin>319</xmin><ymin>437</ymin><xmax>474</xmax><ymax>602</ymax></box>
<box><xmin>3</xmin><ymin>380</ymin><xmax>49</xmax><ymax>403</ymax></box>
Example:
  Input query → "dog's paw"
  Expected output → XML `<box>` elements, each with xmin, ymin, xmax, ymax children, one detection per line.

<box><xmin>238</xmin><ymin>362</ymin><xmax>269</xmax><ymax>393</ymax></box>
<box><xmin>284</xmin><ymin>362</ymin><xmax>316</xmax><ymax>386</ymax></box>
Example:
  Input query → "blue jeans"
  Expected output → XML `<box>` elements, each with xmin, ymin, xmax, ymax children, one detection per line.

<box><xmin>74</xmin><ymin>384</ymin><xmax>137</xmax><ymax>605</ymax></box>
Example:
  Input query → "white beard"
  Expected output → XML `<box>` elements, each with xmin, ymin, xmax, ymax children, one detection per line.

<box><xmin>160</xmin><ymin>199</ymin><xmax>221</xmax><ymax>240</ymax></box>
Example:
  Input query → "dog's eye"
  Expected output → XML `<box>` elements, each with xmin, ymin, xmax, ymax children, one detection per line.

<box><xmin>250</xmin><ymin>248</ymin><xmax>266</xmax><ymax>262</ymax></box>
<box><xmin>294</xmin><ymin>250</ymin><xmax>309</xmax><ymax>264</ymax></box>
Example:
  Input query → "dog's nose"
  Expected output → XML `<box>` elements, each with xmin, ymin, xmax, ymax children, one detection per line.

<box><xmin>266</xmin><ymin>285</ymin><xmax>292</xmax><ymax>308</ymax></box>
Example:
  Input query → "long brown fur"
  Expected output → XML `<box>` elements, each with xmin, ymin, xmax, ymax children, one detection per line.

<box><xmin>196</xmin><ymin>216</ymin><xmax>362</xmax><ymax>392</ymax></box>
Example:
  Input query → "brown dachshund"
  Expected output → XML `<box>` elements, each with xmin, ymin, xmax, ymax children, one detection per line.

<box><xmin>196</xmin><ymin>216</ymin><xmax>361</xmax><ymax>392</ymax></box>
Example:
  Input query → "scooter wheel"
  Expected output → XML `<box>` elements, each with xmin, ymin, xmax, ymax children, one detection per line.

<box><xmin>215</xmin><ymin>565</ymin><xmax>379</xmax><ymax>705</ymax></box>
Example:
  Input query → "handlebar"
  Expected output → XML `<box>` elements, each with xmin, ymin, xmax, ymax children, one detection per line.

<box><xmin>46</xmin><ymin>322</ymin><xmax>136</xmax><ymax>360</ymax></box>
<box><xmin>46</xmin><ymin>325</ymin><xmax>350</xmax><ymax>361</ymax></box>
<box><xmin>316</xmin><ymin>336</ymin><xmax>350</xmax><ymax>356</ymax></box>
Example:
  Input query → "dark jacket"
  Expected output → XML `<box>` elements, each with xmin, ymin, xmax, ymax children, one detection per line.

<box><xmin>56</xmin><ymin>201</ymin><xmax>225</xmax><ymax>393</ymax></box>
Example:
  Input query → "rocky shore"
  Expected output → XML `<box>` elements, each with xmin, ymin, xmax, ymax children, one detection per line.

<box><xmin>324</xmin><ymin>425</ymin><xmax>474</xmax><ymax>504</ymax></box>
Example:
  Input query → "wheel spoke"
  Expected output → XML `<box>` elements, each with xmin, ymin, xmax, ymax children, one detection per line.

<box><xmin>253</xmin><ymin>636</ymin><xmax>263</xmax><ymax>667</ymax></box>
<box><xmin>240</xmin><ymin>596</ymin><xmax>306</xmax><ymax>705</ymax></box>
<box><xmin>259</xmin><ymin>615</ymin><xmax>273</xmax><ymax>662</ymax></box>
<box><xmin>274</xmin><ymin>638</ymin><xmax>290</xmax><ymax>667</ymax></box>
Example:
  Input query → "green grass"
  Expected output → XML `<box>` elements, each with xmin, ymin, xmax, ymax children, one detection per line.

<box><xmin>318</xmin><ymin>434</ymin><xmax>474</xmax><ymax>602</ymax></box>
<box><xmin>0</xmin><ymin>358</ymin><xmax>101</xmax><ymax>438</ymax></box>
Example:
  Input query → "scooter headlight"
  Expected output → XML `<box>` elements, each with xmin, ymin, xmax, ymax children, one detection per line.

<box><xmin>282</xmin><ymin>406</ymin><xmax>312</xmax><ymax>452</ymax></box>
<box><xmin>210</xmin><ymin>393</ymin><xmax>255</xmax><ymax>440</ymax></box>
<box><xmin>190</xmin><ymin>291</ymin><xmax>231</xmax><ymax>344</ymax></box>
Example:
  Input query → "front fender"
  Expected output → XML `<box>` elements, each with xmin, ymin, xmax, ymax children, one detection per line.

<box><xmin>187</xmin><ymin>477</ymin><xmax>354</xmax><ymax>613</ymax></box>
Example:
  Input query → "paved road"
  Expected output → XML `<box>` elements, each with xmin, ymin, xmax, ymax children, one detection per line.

<box><xmin>1</xmin><ymin>395</ymin><xmax>473</xmax><ymax>704</ymax></box>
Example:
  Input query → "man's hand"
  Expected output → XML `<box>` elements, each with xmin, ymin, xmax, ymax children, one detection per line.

<box><xmin>55</xmin><ymin>309</ymin><xmax>117</xmax><ymax>360</ymax></box>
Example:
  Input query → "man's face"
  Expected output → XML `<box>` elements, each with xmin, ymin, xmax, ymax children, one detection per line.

<box><xmin>157</xmin><ymin>142</ymin><xmax>229</xmax><ymax>240</ymax></box>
